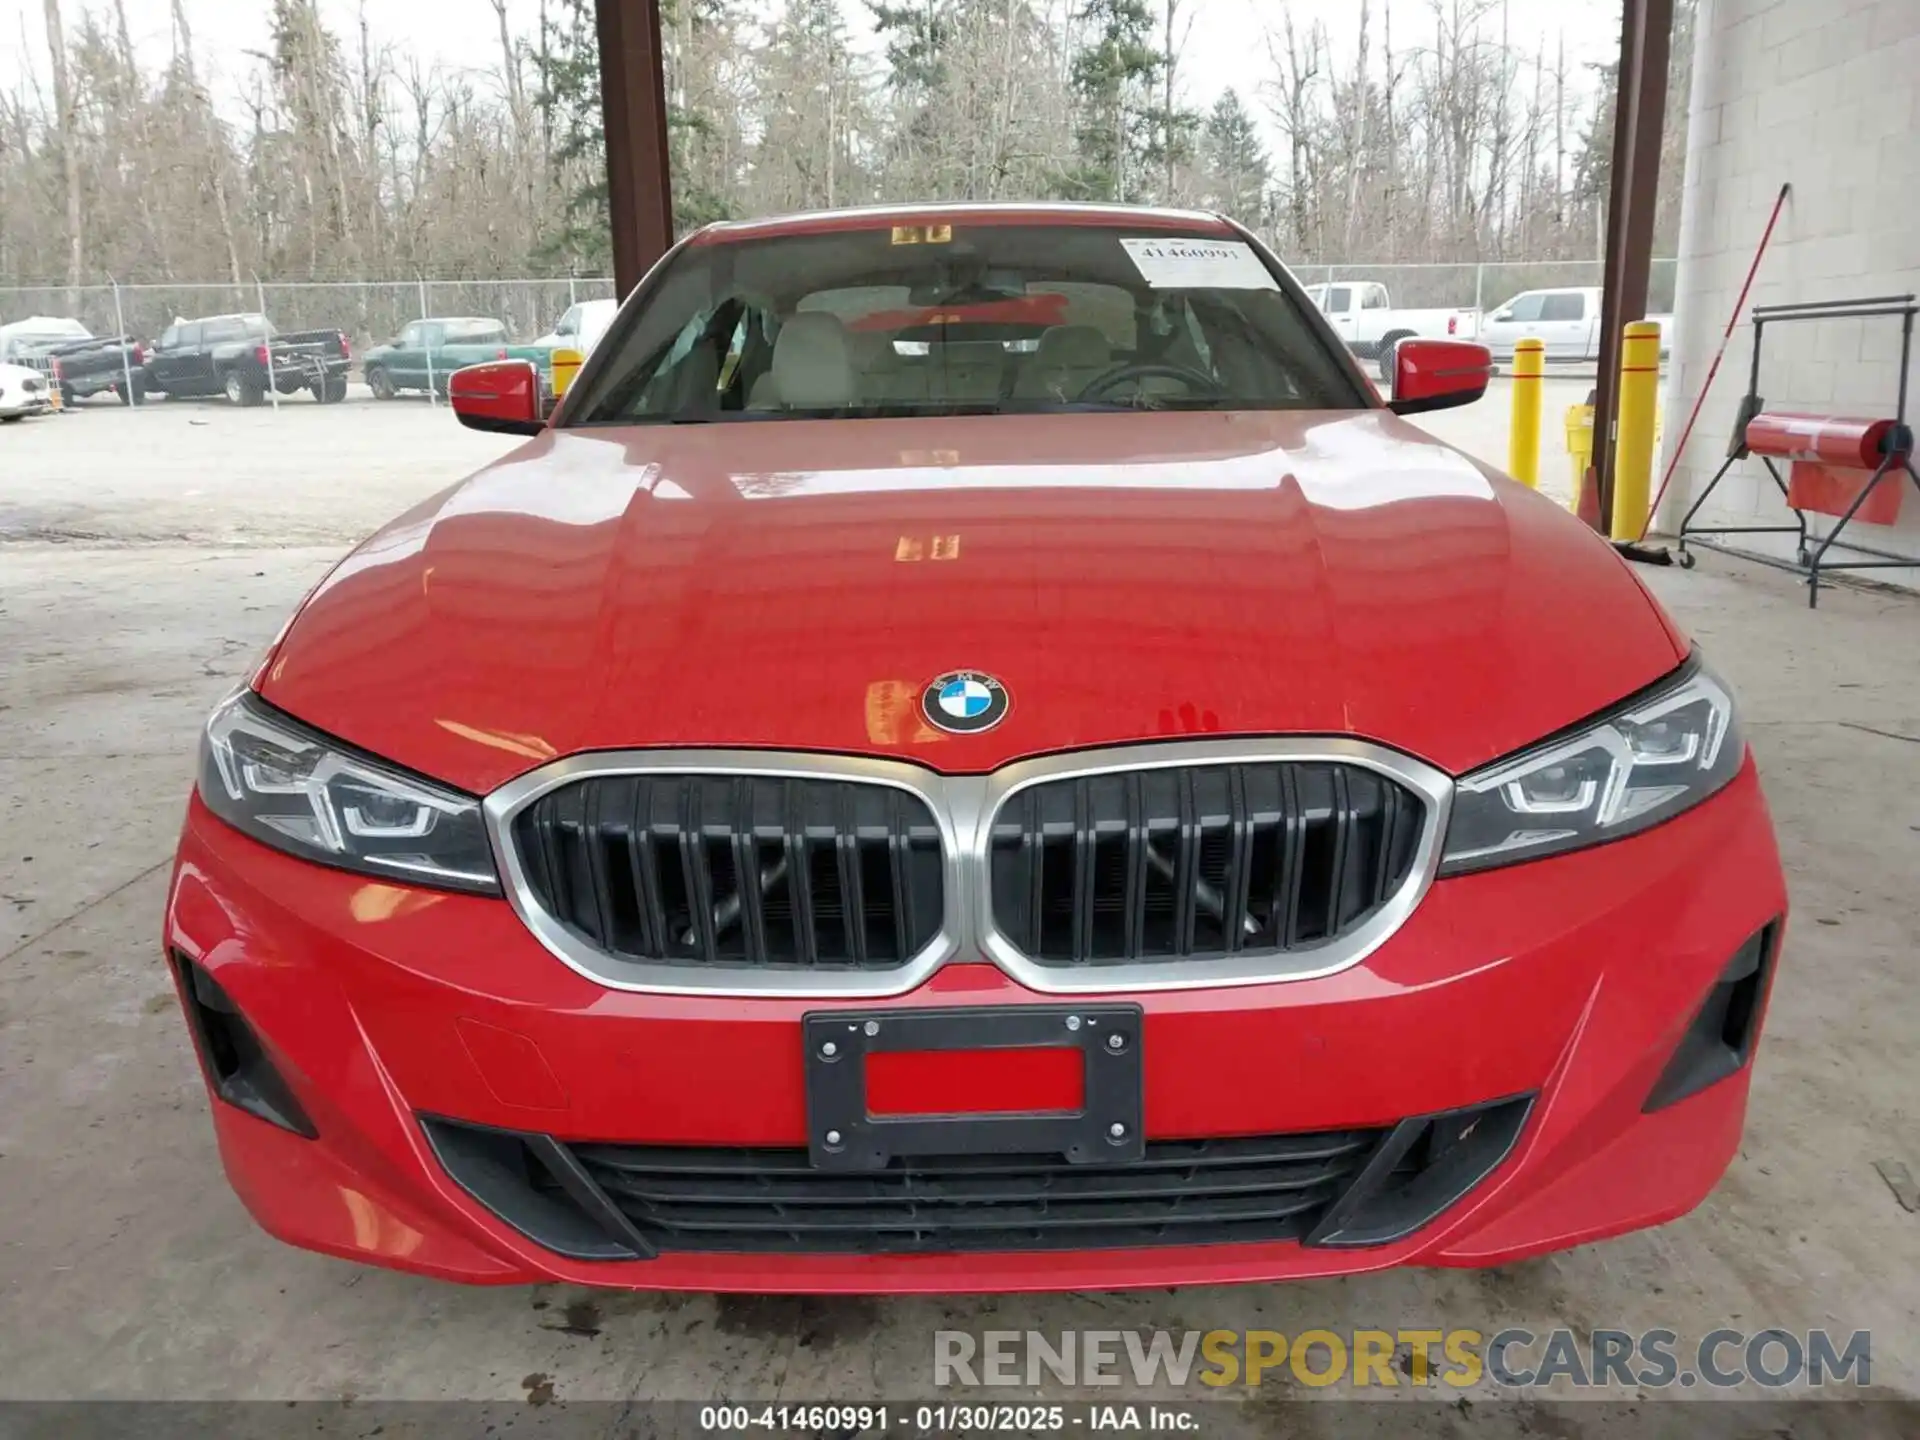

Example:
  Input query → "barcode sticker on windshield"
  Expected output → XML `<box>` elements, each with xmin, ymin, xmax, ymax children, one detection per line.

<box><xmin>1119</xmin><ymin>238</ymin><xmax>1277</xmax><ymax>291</ymax></box>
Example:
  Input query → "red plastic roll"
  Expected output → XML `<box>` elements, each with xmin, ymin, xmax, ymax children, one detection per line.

<box><xmin>1744</xmin><ymin>411</ymin><xmax>1903</xmax><ymax>467</ymax></box>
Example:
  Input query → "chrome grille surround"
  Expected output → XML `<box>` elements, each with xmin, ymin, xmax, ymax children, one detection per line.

<box><xmin>484</xmin><ymin>739</ymin><xmax>1453</xmax><ymax>998</ymax></box>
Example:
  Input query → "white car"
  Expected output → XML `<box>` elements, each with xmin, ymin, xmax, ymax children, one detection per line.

<box><xmin>0</xmin><ymin>361</ymin><xmax>54</xmax><ymax>421</ymax></box>
<box><xmin>1477</xmin><ymin>287</ymin><xmax>1671</xmax><ymax>363</ymax></box>
<box><xmin>534</xmin><ymin>299</ymin><xmax>619</xmax><ymax>355</ymax></box>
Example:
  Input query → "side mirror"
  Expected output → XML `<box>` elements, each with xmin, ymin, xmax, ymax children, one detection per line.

<box><xmin>1387</xmin><ymin>339</ymin><xmax>1491</xmax><ymax>416</ymax></box>
<box><xmin>448</xmin><ymin>359</ymin><xmax>544</xmax><ymax>436</ymax></box>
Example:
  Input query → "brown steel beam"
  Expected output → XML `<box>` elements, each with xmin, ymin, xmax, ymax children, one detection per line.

<box><xmin>1590</xmin><ymin>0</ymin><xmax>1674</xmax><ymax>532</ymax></box>
<box><xmin>596</xmin><ymin>0</ymin><xmax>675</xmax><ymax>298</ymax></box>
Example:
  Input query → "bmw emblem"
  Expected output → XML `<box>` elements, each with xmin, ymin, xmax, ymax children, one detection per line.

<box><xmin>922</xmin><ymin>670</ymin><xmax>1010</xmax><ymax>735</ymax></box>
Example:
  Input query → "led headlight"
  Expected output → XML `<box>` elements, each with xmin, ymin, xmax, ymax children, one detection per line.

<box><xmin>1440</xmin><ymin>661</ymin><xmax>1743</xmax><ymax>875</ymax></box>
<box><xmin>199</xmin><ymin>690</ymin><xmax>499</xmax><ymax>893</ymax></box>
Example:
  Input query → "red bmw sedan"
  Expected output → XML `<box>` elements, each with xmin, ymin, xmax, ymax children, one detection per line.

<box><xmin>164</xmin><ymin>204</ymin><xmax>1786</xmax><ymax>1292</ymax></box>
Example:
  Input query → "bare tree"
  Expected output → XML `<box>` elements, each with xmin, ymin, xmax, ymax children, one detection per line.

<box><xmin>0</xmin><ymin>0</ymin><xmax>1697</xmax><ymax>304</ymax></box>
<box><xmin>43</xmin><ymin>0</ymin><xmax>84</xmax><ymax>305</ymax></box>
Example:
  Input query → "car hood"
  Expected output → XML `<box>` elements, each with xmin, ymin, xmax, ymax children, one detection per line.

<box><xmin>260</xmin><ymin>409</ymin><xmax>1687</xmax><ymax>795</ymax></box>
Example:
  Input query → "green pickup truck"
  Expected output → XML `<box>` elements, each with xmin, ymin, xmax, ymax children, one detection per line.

<box><xmin>360</xmin><ymin>318</ymin><xmax>553</xmax><ymax>399</ymax></box>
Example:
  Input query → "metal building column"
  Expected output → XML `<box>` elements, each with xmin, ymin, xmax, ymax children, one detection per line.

<box><xmin>595</xmin><ymin>0</ymin><xmax>675</xmax><ymax>298</ymax></box>
<box><xmin>1590</xmin><ymin>0</ymin><xmax>1674</xmax><ymax>532</ymax></box>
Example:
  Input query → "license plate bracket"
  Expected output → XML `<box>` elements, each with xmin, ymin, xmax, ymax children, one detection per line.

<box><xmin>802</xmin><ymin>1004</ymin><xmax>1143</xmax><ymax>1172</ymax></box>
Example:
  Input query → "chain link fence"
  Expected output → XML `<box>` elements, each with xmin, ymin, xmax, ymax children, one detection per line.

<box><xmin>1</xmin><ymin>260</ymin><xmax>1675</xmax><ymax>409</ymax></box>
<box><xmin>0</xmin><ymin>276</ymin><xmax>618</xmax><ymax>384</ymax></box>
<box><xmin>1291</xmin><ymin>259</ymin><xmax>1680</xmax><ymax>316</ymax></box>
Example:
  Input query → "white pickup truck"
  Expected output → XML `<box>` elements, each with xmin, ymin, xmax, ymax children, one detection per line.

<box><xmin>1309</xmin><ymin>280</ymin><xmax>1671</xmax><ymax>374</ymax></box>
<box><xmin>1476</xmin><ymin>286</ymin><xmax>1671</xmax><ymax>364</ymax></box>
<box><xmin>1303</xmin><ymin>281</ymin><xmax>1478</xmax><ymax>377</ymax></box>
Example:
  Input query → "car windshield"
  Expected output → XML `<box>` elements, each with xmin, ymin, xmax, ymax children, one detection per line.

<box><xmin>568</xmin><ymin>222</ymin><xmax>1361</xmax><ymax>425</ymax></box>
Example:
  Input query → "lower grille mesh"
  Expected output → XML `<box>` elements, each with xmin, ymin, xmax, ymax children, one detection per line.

<box><xmin>420</xmin><ymin>1097</ymin><xmax>1532</xmax><ymax>1260</ymax></box>
<box><xmin>561</xmin><ymin>1131</ymin><xmax>1383</xmax><ymax>1253</ymax></box>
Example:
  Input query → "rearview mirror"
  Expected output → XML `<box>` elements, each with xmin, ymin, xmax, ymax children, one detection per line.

<box><xmin>448</xmin><ymin>359</ymin><xmax>544</xmax><ymax>436</ymax></box>
<box><xmin>1387</xmin><ymin>339</ymin><xmax>1492</xmax><ymax>416</ymax></box>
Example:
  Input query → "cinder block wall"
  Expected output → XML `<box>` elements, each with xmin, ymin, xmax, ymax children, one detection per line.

<box><xmin>1660</xmin><ymin>0</ymin><xmax>1920</xmax><ymax>589</ymax></box>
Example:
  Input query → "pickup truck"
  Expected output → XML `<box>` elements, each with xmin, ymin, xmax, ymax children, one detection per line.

<box><xmin>533</xmin><ymin>299</ymin><xmax>619</xmax><ymax>356</ymax></box>
<box><xmin>1476</xmin><ymin>286</ymin><xmax>1670</xmax><ymax>363</ymax></box>
<box><xmin>141</xmin><ymin>313</ymin><xmax>352</xmax><ymax>405</ymax></box>
<box><xmin>1303</xmin><ymin>281</ymin><xmax>1478</xmax><ymax>377</ymax></box>
<box><xmin>0</xmin><ymin>316</ymin><xmax>149</xmax><ymax>404</ymax></box>
<box><xmin>360</xmin><ymin>318</ymin><xmax>553</xmax><ymax>399</ymax></box>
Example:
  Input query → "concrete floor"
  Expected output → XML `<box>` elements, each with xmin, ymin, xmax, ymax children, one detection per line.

<box><xmin>2</xmin><ymin>396</ymin><xmax>1917</xmax><ymax>1430</ymax></box>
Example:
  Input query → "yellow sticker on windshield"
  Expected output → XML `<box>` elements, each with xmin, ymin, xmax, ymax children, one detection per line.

<box><xmin>890</xmin><ymin>224</ymin><xmax>954</xmax><ymax>246</ymax></box>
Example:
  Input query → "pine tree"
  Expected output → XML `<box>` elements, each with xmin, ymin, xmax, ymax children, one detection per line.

<box><xmin>1061</xmin><ymin>0</ymin><xmax>1160</xmax><ymax>203</ymax></box>
<box><xmin>870</xmin><ymin>0</ymin><xmax>951</xmax><ymax>96</ymax></box>
<box><xmin>531</xmin><ymin>0</ymin><xmax>608</xmax><ymax>270</ymax></box>
<box><xmin>1201</xmin><ymin>89</ymin><xmax>1268</xmax><ymax>227</ymax></box>
<box><xmin>746</xmin><ymin>0</ymin><xmax>870</xmax><ymax>212</ymax></box>
<box><xmin>531</xmin><ymin>0</ymin><xmax>737</xmax><ymax>269</ymax></box>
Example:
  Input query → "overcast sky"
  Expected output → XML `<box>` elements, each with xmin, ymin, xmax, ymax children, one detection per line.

<box><xmin>5</xmin><ymin>0</ymin><xmax>1626</xmax><ymax>152</ymax></box>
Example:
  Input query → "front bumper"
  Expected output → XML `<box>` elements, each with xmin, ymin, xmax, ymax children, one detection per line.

<box><xmin>162</xmin><ymin>760</ymin><xmax>1786</xmax><ymax>1292</ymax></box>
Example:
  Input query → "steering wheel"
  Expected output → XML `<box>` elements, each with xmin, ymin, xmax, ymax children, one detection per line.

<box><xmin>1078</xmin><ymin>361</ymin><xmax>1226</xmax><ymax>404</ymax></box>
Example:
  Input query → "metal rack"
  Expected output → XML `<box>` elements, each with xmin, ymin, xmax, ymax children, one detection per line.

<box><xmin>1676</xmin><ymin>294</ymin><xmax>1920</xmax><ymax>607</ymax></box>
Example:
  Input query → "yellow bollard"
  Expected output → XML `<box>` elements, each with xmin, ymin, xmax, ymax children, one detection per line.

<box><xmin>1507</xmin><ymin>338</ymin><xmax>1545</xmax><ymax>487</ymax></box>
<box><xmin>550</xmin><ymin>346</ymin><xmax>584</xmax><ymax>399</ymax></box>
<box><xmin>1609</xmin><ymin>320</ymin><xmax>1662</xmax><ymax>541</ymax></box>
<box><xmin>1564</xmin><ymin>403</ymin><xmax>1595</xmax><ymax>496</ymax></box>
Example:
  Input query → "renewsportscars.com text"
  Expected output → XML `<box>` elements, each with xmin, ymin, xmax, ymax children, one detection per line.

<box><xmin>932</xmin><ymin>1327</ymin><xmax>1872</xmax><ymax>1391</ymax></box>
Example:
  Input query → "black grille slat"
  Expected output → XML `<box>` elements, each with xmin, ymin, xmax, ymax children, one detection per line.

<box><xmin>586</xmin><ymin>1157</ymin><xmax>1358</xmax><ymax>1208</ymax></box>
<box><xmin>1173</xmin><ymin>771</ymin><xmax>1199</xmax><ymax>956</ymax></box>
<box><xmin>516</xmin><ymin>776</ymin><xmax>943</xmax><ymax>971</ymax></box>
<box><xmin>582</xmin><ymin>781</ymin><xmax>617</xmax><ymax>951</ymax></box>
<box><xmin>567</xmin><ymin>1127</ymin><xmax>1385</xmax><ymax>1255</ymax></box>
<box><xmin>836</xmin><ymin>786</ymin><xmax>868</xmax><ymax>968</ymax></box>
<box><xmin>730</xmin><ymin>779</ymin><xmax>767</xmax><ymax>966</ymax></box>
<box><xmin>1024</xmin><ymin>791</ymin><xmax>1046</xmax><ymax>957</ymax></box>
<box><xmin>1123</xmin><ymin>773</ymin><xmax>1147</xmax><ymax>961</ymax></box>
<box><xmin>1326</xmin><ymin>767</ymin><xmax>1351</xmax><ymax>938</ymax></box>
<box><xmin>574</xmin><ymin>1129</ymin><xmax>1379</xmax><ymax>1178</ymax></box>
<box><xmin>783</xmin><ymin>782</ymin><xmax>818</xmax><ymax>969</ymax></box>
<box><xmin>888</xmin><ymin>791</ymin><xmax>914</xmax><ymax>963</ymax></box>
<box><xmin>679</xmin><ymin>784</ymin><xmax>718</xmax><ymax>963</ymax></box>
<box><xmin>1072</xmin><ymin>780</ymin><xmax>1095</xmax><ymax>963</ymax></box>
<box><xmin>990</xmin><ymin>762</ymin><xmax>1424</xmax><ymax>968</ymax></box>
<box><xmin>597</xmin><ymin>1189</ymin><xmax>1338</xmax><ymax>1237</ymax></box>
<box><xmin>1274</xmin><ymin>765</ymin><xmax>1304</xmax><ymax>949</ymax></box>
<box><xmin>626</xmin><ymin>781</ymin><xmax>666</xmax><ymax>958</ymax></box>
<box><xmin>1224</xmin><ymin>767</ymin><xmax>1252</xmax><ymax>954</ymax></box>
